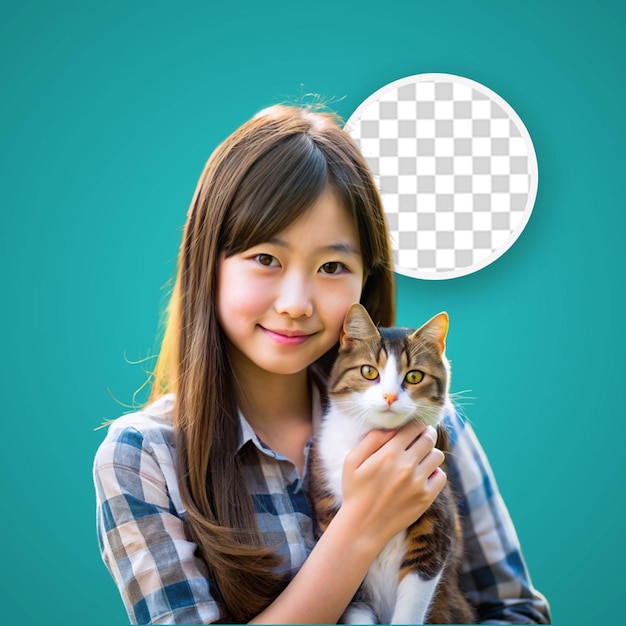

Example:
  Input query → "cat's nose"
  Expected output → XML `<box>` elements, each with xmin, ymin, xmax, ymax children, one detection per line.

<box><xmin>383</xmin><ymin>393</ymin><xmax>398</xmax><ymax>406</ymax></box>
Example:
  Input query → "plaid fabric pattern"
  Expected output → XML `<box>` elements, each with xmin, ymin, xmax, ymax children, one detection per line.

<box><xmin>444</xmin><ymin>412</ymin><xmax>551</xmax><ymax>623</ymax></box>
<box><xmin>94</xmin><ymin>393</ymin><xmax>550</xmax><ymax>624</ymax></box>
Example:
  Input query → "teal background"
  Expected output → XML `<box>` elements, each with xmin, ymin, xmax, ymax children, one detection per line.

<box><xmin>1</xmin><ymin>1</ymin><xmax>624</xmax><ymax>624</ymax></box>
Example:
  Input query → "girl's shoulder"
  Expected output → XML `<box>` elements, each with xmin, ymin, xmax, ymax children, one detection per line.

<box><xmin>94</xmin><ymin>393</ymin><xmax>177</xmax><ymax>477</ymax></box>
<box><xmin>441</xmin><ymin>400</ymin><xmax>469</xmax><ymax>448</ymax></box>
<box><xmin>94</xmin><ymin>393</ymin><xmax>184</xmax><ymax>513</ymax></box>
<box><xmin>102</xmin><ymin>393</ymin><xmax>176</xmax><ymax>444</ymax></box>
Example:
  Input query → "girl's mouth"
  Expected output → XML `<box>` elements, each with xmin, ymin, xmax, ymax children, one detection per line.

<box><xmin>259</xmin><ymin>326</ymin><xmax>314</xmax><ymax>346</ymax></box>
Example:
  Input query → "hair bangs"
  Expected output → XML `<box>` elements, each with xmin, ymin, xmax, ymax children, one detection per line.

<box><xmin>323</xmin><ymin>145</ymin><xmax>388</xmax><ymax>278</ymax></box>
<box><xmin>221</xmin><ymin>134</ymin><xmax>329</xmax><ymax>256</ymax></box>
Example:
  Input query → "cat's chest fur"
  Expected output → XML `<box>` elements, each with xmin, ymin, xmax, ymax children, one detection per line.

<box><xmin>315</xmin><ymin>406</ymin><xmax>364</xmax><ymax>501</ymax></box>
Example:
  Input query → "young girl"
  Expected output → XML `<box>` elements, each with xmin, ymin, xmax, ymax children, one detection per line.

<box><xmin>94</xmin><ymin>105</ymin><xmax>550</xmax><ymax>624</ymax></box>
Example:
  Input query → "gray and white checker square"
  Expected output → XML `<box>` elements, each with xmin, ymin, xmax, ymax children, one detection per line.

<box><xmin>345</xmin><ymin>74</ymin><xmax>538</xmax><ymax>280</ymax></box>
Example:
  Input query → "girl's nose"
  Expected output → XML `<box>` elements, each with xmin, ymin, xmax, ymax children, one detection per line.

<box><xmin>274</xmin><ymin>274</ymin><xmax>314</xmax><ymax>318</ymax></box>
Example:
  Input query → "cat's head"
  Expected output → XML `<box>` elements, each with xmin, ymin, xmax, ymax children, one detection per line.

<box><xmin>328</xmin><ymin>303</ymin><xmax>450</xmax><ymax>430</ymax></box>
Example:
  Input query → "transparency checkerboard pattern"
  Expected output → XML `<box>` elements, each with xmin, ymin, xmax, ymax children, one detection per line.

<box><xmin>345</xmin><ymin>74</ymin><xmax>538</xmax><ymax>280</ymax></box>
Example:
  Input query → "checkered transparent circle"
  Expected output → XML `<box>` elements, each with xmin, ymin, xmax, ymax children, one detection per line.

<box><xmin>345</xmin><ymin>73</ymin><xmax>538</xmax><ymax>280</ymax></box>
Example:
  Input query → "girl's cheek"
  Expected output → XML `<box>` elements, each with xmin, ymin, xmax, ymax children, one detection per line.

<box><xmin>330</xmin><ymin>282</ymin><xmax>362</xmax><ymax>326</ymax></box>
<box><xmin>217</xmin><ymin>263</ymin><xmax>256</xmax><ymax>321</ymax></box>
<box><xmin>223</xmin><ymin>282</ymin><xmax>268</xmax><ymax>318</ymax></box>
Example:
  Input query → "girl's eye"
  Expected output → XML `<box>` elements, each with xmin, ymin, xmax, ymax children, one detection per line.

<box><xmin>405</xmin><ymin>370</ymin><xmax>424</xmax><ymax>385</ymax></box>
<box><xmin>361</xmin><ymin>365</ymin><xmax>379</xmax><ymax>381</ymax></box>
<box><xmin>320</xmin><ymin>262</ymin><xmax>345</xmax><ymax>275</ymax></box>
<box><xmin>255</xmin><ymin>254</ymin><xmax>278</xmax><ymax>267</ymax></box>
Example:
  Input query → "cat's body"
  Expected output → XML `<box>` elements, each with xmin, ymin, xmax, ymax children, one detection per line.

<box><xmin>309</xmin><ymin>304</ymin><xmax>475</xmax><ymax>624</ymax></box>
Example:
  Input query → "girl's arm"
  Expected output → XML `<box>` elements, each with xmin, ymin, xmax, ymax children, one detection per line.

<box><xmin>250</xmin><ymin>423</ymin><xmax>447</xmax><ymax>624</ymax></box>
<box><xmin>444</xmin><ymin>408</ymin><xmax>551</xmax><ymax>624</ymax></box>
<box><xmin>94</xmin><ymin>418</ymin><xmax>224</xmax><ymax>624</ymax></box>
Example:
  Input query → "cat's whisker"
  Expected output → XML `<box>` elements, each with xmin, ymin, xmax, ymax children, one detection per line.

<box><xmin>449</xmin><ymin>390</ymin><xmax>476</xmax><ymax>408</ymax></box>
<box><xmin>447</xmin><ymin>401</ymin><xmax>476</xmax><ymax>428</ymax></box>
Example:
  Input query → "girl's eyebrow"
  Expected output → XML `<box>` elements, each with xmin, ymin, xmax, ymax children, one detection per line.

<box><xmin>267</xmin><ymin>237</ymin><xmax>361</xmax><ymax>256</ymax></box>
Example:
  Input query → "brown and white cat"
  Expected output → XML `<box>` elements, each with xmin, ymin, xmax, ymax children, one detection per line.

<box><xmin>309</xmin><ymin>303</ymin><xmax>475</xmax><ymax>624</ymax></box>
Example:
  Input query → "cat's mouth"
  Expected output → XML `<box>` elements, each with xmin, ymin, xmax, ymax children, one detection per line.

<box><xmin>371</xmin><ymin>404</ymin><xmax>414</xmax><ymax>422</ymax></box>
<box><xmin>372</xmin><ymin>413</ymin><xmax>414</xmax><ymax>430</ymax></box>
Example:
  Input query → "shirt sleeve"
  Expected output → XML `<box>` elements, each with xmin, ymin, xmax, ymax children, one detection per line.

<box><xmin>93</xmin><ymin>424</ymin><xmax>223</xmax><ymax>624</ymax></box>
<box><xmin>444</xmin><ymin>407</ymin><xmax>552</xmax><ymax>624</ymax></box>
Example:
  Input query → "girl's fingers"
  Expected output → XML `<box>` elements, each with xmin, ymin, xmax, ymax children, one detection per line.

<box><xmin>416</xmin><ymin>448</ymin><xmax>446</xmax><ymax>482</ymax></box>
<box><xmin>346</xmin><ymin>428</ymin><xmax>398</xmax><ymax>470</ymax></box>
<box><xmin>389</xmin><ymin>422</ymin><xmax>434</xmax><ymax>453</ymax></box>
<box><xmin>348</xmin><ymin>423</ymin><xmax>439</xmax><ymax>476</ymax></box>
<box><xmin>425</xmin><ymin>464</ymin><xmax>448</xmax><ymax>495</ymax></box>
<box><xmin>390</xmin><ymin>423</ymin><xmax>438</xmax><ymax>465</ymax></box>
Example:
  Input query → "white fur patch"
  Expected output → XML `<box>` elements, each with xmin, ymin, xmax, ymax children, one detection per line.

<box><xmin>391</xmin><ymin>571</ymin><xmax>441</xmax><ymax>624</ymax></box>
<box><xmin>363</xmin><ymin>532</ymin><xmax>406</xmax><ymax>624</ymax></box>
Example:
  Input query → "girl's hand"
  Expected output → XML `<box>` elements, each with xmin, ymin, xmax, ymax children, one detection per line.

<box><xmin>250</xmin><ymin>422</ymin><xmax>446</xmax><ymax>624</ymax></box>
<box><xmin>338</xmin><ymin>422</ymin><xmax>447</xmax><ymax>547</ymax></box>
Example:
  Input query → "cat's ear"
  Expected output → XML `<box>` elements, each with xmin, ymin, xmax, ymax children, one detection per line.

<box><xmin>340</xmin><ymin>303</ymin><xmax>379</xmax><ymax>348</ymax></box>
<box><xmin>411</xmin><ymin>312</ymin><xmax>449</xmax><ymax>354</ymax></box>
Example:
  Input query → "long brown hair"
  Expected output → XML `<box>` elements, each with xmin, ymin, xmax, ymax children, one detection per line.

<box><xmin>149</xmin><ymin>104</ymin><xmax>395</xmax><ymax>622</ymax></box>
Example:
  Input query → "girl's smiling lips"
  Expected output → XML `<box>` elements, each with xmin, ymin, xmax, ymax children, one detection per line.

<box><xmin>259</xmin><ymin>325</ymin><xmax>316</xmax><ymax>346</ymax></box>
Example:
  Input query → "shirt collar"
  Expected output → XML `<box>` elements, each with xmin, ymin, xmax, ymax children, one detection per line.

<box><xmin>236</xmin><ymin>383</ymin><xmax>323</xmax><ymax>455</ymax></box>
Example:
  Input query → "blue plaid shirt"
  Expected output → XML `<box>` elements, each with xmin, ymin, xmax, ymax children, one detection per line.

<box><xmin>94</xmin><ymin>393</ymin><xmax>550</xmax><ymax>624</ymax></box>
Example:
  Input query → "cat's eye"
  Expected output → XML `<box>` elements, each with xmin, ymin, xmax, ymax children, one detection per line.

<box><xmin>405</xmin><ymin>370</ymin><xmax>424</xmax><ymax>384</ymax></box>
<box><xmin>361</xmin><ymin>365</ymin><xmax>379</xmax><ymax>381</ymax></box>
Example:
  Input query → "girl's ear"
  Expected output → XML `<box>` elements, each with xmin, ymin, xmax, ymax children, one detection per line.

<box><xmin>410</xmin><ymin>312</ymin><xmax>449</xmax><ymax>354</ymax></box>
<box><xmin>340</xmin><ymin>303</ymin><xmax>380</xmax><ymax>348</ymax></box>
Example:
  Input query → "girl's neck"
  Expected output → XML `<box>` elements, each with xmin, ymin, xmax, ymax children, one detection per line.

<box><xmin>229</xmin><ymin>350</ymin><xmax>312</xmax><ymax>432</ymax></box>
<box><xmin>239</xmin><ymin>370</ymin><xmax>311</xmax><ymax>427</ymax></box>
<box><xmin>232</xmin><ymin>361</ymin><xmax>313</xmax><ymax>476</ymax></box>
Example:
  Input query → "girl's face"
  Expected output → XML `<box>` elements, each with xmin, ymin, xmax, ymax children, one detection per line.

<box><xmin>217</xmin><ymin>187</ymin><xmax>365</xmax><ymax>378</ymax></box>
